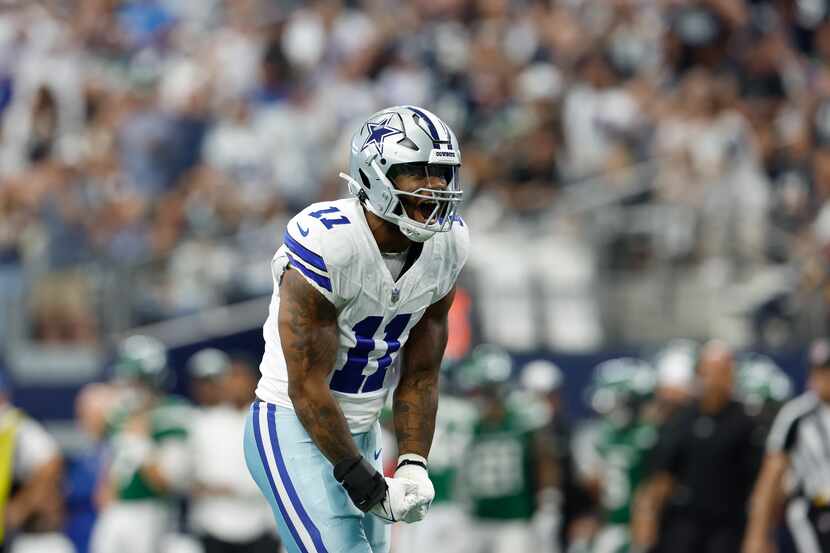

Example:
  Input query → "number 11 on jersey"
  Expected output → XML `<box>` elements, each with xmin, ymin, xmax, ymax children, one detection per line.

<box><xmin>329</xmin><ymin>314</ymin><xmax>412</xmax><ymax>394</ymax></box>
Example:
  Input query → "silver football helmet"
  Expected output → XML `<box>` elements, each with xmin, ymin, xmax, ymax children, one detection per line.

<box><xmin>339</xmin><ymin>105</ymin><xmax>463</xmax><ymax>242</ymax></box>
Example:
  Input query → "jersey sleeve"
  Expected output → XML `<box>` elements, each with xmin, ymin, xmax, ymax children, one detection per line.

<box><xmin>433</xmin><ymin>217</ymin><xmax>470</xmax><ymax>303</ymax></box>
<box><xmin>273</xmin><ymin>207</ymin><xmax>356</xmax><ymax>309</ymax></box>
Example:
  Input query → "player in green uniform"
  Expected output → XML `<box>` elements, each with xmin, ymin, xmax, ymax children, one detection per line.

<box><xmin>581</xmin><ymin>358</ymin><xmax>659</xmax><ymax>553</ymax></box>
<box><xmin>734</xmin><ymin>353</ymin><xmax>793</xmax><ymax>462</ymax></box>
<box><xmin>734</xmin><ymin>353</ymin><xmax>792</xmax><ymax>418</ymax></box>
<box><xmin>90</xmin><ymin>335</ymin><xmax>192</xmax><ymax>553</ymax></box>
<box><xmin>458</xmin><ymin>345</ymin><xmax>560</xmax><ymax>553</ymax></box>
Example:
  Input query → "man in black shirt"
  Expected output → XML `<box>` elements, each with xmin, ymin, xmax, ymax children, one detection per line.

<box><xmin>633</xmin><ymin>341</ymin><xmax>762</xmax><ymax>553</ymax></box>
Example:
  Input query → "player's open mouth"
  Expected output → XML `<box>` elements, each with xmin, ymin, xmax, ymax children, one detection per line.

<box><xmin>416</xmin><ymin>200</ymin><xmax>439</xmax><ymax>220</ymax></box>
<box><xmin>392</xmin><ymin>185</ymin><xmax>462</xmax><ymax>231</ymax></box>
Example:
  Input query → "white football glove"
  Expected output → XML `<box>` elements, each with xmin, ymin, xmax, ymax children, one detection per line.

<box><xmin>393</xmin><ymin>454</ymin><xmax>435</xmax><ymax>523</ymax></box>
<box><xmin>369</xmin><ymin>476</ymin><xmax>419</xmax><ymax>523</ymax></box>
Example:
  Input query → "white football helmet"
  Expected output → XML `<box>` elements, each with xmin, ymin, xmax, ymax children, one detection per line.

<box><xmin>339</xmin><ymin>105</ymin><xmax>463</xmax><ymax>242</ymax></box>
<box><xmin>520</xmin><ymin>360</ymin><xmax>564</xmax><ymax>395</ymax></box>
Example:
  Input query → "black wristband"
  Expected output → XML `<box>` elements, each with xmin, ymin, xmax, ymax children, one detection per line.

<box><xmin>333</xmin><ymin>456</ymin><xmax>387</xmax><ymax>512</ymax></box>
<box><xmin>333</xmin><ymin>457</ymin><xmax>362</xmax><ymax>481</ymax></box>
<box><xmin>396</xmin><ymin>459</ymin><xmax>427</xmax><ymax>471</ymax></box>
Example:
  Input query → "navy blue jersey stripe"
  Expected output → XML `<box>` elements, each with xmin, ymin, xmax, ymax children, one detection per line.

<box><xmin>283</xmin><ymin>230</ymin><xmax>327</xmax><ymax>272</ymax></box>
<box><xmin>286</xmin><ymin>252</ymin><xmax>333</xmax><ymax>292</ymax></box>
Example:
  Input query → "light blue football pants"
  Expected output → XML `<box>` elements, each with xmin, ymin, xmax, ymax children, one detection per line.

<box><xmin>243</xmin><ymin>400</ymin><xmax>390</xmax><ymax>553</ymax></box>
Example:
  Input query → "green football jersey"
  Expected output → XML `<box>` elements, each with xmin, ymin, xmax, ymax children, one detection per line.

<box><xmin>595</xmin><ymin>420</ymin><xmax>657</xmax><ymax>524</ymax></box>
<box><xmin>429</xmin><ymin>395</ymin><xmax>479</xmax><ymax>504</ymax></box>
<box><xmin>106</xmin><ymin>396</ymin><xmax>191</xmax><ymax>501</ymax></box>
<box><xmin>465</xmin><ymin>407</ymin><xmax>539</xmax><ymax>521</ymax></box>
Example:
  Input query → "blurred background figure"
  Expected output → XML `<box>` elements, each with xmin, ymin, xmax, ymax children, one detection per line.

<box><xmin>520</xmin><ymin>361</ymin><xmax>566</xmax><ymax>448</ymax></box>
<box><xmin>187</xmin><ymin>349</ymin><xmax>229</xmax><ymax>409</ymax></box>
<box><xmin>90</xmin><ymin>336</ymin><xmax>191</xmax><ymax>553</ymax></box>
<box><xmin>186</xmin><ymin>349</ymin><xmax>279</xmax><ymax>553</ymax></box>
<box><xmin>65</xmin><ymin>383</ymin><xmax>119</xmax><ymax>553</ymax></box>
<box><xmin>743</xmin><ymin>339</ymin><xmax>830</xmax><ymax>553</ymax></box>
<box><xmin>652</xmin><ymin>340</ymin><xmax>698</xmax><ymax>423</ymax></box>
<box><xmin>520</xmin><ymin>359</ymin><xmax>595</xmax><ymax>553</ymax></box>
<box><xmin>579</xmin><ymin>358</ymin><xmax>659</xmax><ymax>553</ymax></box>
<box><xmin>457</xmin><ymin>345</ymin><xmax>560</xmax><ymax>553</ymax></box>
<box><xmin>0</xmin><ymin>371</ymin><xmax>73</xmax><ymax>553</ymax></box>
<box><xmin>734</xmin><ymin>353</ymin><xmax>794</xmax><ymax>444</ymax></box>
<box><xmin>634</xmin><ymin>340</ymin><xmax>762</xmax><ymax>553</ymax></box>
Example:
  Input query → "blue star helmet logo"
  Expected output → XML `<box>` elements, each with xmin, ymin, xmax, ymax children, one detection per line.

<box><xmin>361</xmin><ymin>114</ymin><xmax>403</xmax><ymax>155</ymax></box>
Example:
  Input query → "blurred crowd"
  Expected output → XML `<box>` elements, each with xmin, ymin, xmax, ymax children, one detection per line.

<box><xmin>5</xmin><ymin>0</ymin><xmax>830</xmax><ymax>348</ymax></box>
<box><xmin>5</xmin><ymin>333</ymin><xmax>830</xmax><ymax>553</ymax></box>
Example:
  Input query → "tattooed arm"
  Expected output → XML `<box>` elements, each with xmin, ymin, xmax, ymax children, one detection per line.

<box><xmin>394</xmin><ymin>286</ymin><xmax>456</xmax><ymax>458</ymax></box>
<box><xmin>279</xmin><ymin>268</ymin><xmax>360</xmax><ymax>464</ymax></box>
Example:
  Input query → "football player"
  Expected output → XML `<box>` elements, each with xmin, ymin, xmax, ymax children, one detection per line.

<box><xmin>91</xmin><ymin>335</ymin><xmax>192</xmax><ymax>553</ymax></box>
<box><xmin>458</xmin><ymin>345</ymin><xmax>559</xmax><ymax>553</ymax></box>
<box><xmin>734</xmin><ymin>353</ymin><xmax>793</xmax><ymax>420</ymax></box>
<box><xmin>652</xmin><ymin>339</ymin><xmax>698</xmax><ymax>423</ymax></box>
<box><xmin>580</xmin><ymin>358</ymin><xmax>659</xmax><ymax>553</ymax></box>
<box><xmin>243</xmin><ymin>106</ymin><xmax>469</xmax><ymax>553</ymax></box>
<box><xmin>521</xmin><ymin>360</ymin><xmax>597</xmax><ymax>553</ymax></box>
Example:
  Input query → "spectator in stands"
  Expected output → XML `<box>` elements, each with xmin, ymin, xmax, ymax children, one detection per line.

<box><xmin>29</xmin><ymin>271</ymin><xmax>98</xmax><ymax>345</ymax></box>
<box><xmin>186</xmin><ymin>350</ymin><xmax>278</xmax><ymax>553</ymax></box>
<box><xmin>0</xmin><ymin>372</ymin><xmax>73</xmax><ymax>553</ymax></box>
<box><xmin>633</xmin><ymin>340</ymin><xmax>762</xmax><ymax>553</ymax></box>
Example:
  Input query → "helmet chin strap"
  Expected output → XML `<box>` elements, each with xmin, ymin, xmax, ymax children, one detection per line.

<box><xmin>398</xmin><ymin>219</ymin><xmax>436</xmax><ymax>242</ymax></box>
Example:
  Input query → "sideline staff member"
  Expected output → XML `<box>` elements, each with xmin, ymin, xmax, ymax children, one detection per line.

<box><xmin>634</xmin><ymin>341</ymin><xmax>761</xmax><ymax>553</ymax></box>
<box><xmin>742</xmin><ymin>340</ymin><xmax>830</xmax><ymax>553</ymax></box>
<box><xmin>0</xmin><ymin>371</ymin><xmax>70</xmax><ymax>553</ymax></box>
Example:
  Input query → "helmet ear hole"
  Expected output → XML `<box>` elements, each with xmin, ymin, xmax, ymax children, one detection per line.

<box><xmin>359</xmin><ymin>169</ymin><xmax>372</xmax><ymax>189</ymax></box>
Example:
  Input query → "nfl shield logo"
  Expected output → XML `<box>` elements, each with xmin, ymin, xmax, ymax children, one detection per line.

<box><xmin>391</xmin><ymin>288</ymin><xmax>400</xmax><ymax>303</ymax></box>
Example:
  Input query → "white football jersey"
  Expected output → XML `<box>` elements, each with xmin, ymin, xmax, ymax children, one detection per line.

<box><xmin>256</xmin><ymin>197</ymin><xmax>469</xmax><ymax>432</ymax></box>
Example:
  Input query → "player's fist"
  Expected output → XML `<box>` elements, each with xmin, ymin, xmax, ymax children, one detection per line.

<box><xmin>394</xmin><ymin>454</ymin><xmax>434</xmax><ymax>523</ymax></box>
<box><xmin>370</xmin><ymin>476</ymin><xmax>419</xmax><ymax>523</ymax></box>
